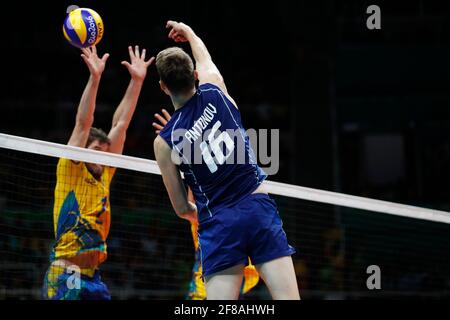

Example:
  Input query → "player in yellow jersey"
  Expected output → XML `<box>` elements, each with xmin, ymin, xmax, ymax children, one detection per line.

<box><xmin>43</xmin><ymin>45</ymin><xmax>154</xmax><ymax>300</ymax></box>
<box><xmin>153</xmin><ymin>111</ymin><xmax>260</xmax><ymax>300</ymax></box>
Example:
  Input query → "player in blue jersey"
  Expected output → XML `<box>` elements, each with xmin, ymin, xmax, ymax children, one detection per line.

<box><xmin>153</xmin><ymin>21</ymin><xmax>300</xmax><ymax>300</ymax></box>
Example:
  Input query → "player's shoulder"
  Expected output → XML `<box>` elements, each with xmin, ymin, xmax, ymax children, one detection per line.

<box><xmin>198</xmin><ymin>83</ymin><xmax>239</xmax><ymax>110</ymax></box>
<box><xmin>198</xmin><ymin>82</ymin><xmax>223</xmax><ymax>93</ymax></box>
<box><xmin>103</xmin><ymin>166</ymin><xmax>116</xmax><ymax>183</ymax></box>
<box><xmin>56</xmin><ymin>158</ymin><xmax>84</xmax><ymax>184</ymax></box>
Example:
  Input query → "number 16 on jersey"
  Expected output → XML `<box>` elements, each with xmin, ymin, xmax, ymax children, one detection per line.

<box><xmin>200</xmin><ymin>121</ymin><xmax>235</xmax><ymax>173</ymax></box>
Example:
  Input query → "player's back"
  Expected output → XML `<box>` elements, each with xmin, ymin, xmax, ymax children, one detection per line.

<box><xmin>159</xmin><ymin>83</ymin><xmax>267</xmax><ymax>222</ymax></box>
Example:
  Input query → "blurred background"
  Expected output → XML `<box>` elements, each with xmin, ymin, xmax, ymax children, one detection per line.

<box><xmin>0</xmin><ymin>0</ymin><xmax>450</xmax><ymax>299</ymax></box>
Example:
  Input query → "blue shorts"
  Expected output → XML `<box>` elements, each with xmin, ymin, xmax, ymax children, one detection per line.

<box><xmin>43</xmin><ymin>264</ymin><xmax>111</xmax><ymax>300</ymax></box>
<box><xmin>198</xmin><ymin>193</ymin><xmax>296</xmax><ymax>277</ymax></box>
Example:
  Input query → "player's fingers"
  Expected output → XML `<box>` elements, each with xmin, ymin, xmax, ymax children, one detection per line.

<box><xmin>154</xmin><ymin>113</ymin><xmax>168</xmax><ymax>125</ymax></box>
<box><xmin>135</xmin><ymin>45</ymin><xmax>139</xmax><ymax>59</ymax></box>
<box><xmin>168</xmin><ymin>28</ymin><xmax>177</xmax><ymax>39</ymax></box>
<box><xmin>80</xmin><ymin>54</ymin><xmax>89</xmax><ymax>64</ymax></box>
<box><xmin>81</xmin><ymin>48</ymin><xmax>90</xmax><ymax>56</ymax></box>
<box><xmin>152</xmin><ymin>122</ymin><xmax>164</xmax><ymax>131</ymax></box>
<box><xmin>141</xmin><ymin>48</ymin><xmax>146</xmax><ymax>60</ymax></box>
<box><xmin>128</xmin><ymin>45</ymin><xmax>135</xmax><ymax>60</ymax></box>
<box><xmin>161</xmin><ymin>109</ymin><xmax>172</xmax><ymax>121</ymax></box>
<box><xmin>145</xmin><ymin>56</ymin><xmax>155</xmax><ymax>67</ymax></box>
<box><xmin>166</xmin><ymin>20</ymin><xmax>176</xmax><ymax>29</ymax></box>
<box><xmin>92</xmin><ymin>45</ymin><xmax>97</xmax><ymax>54</ymax></box>
<box><xmin>102</xmin><ymin>53</ymin><xmax>110</xmax><ymax>63</ymax></box>
<box><xmin>121</xmin><ymin>61</ymin><xmax>131</xmax><ymax>70</ymax></box>
<box><xmin>155</xmin><ymin>130</ymin><xmax>161</xmax><ymax>134</ymax></box>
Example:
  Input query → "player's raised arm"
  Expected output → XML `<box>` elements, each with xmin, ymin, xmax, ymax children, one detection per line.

<box><xmin>108</xmin><ymin>46</ymin><xmax>155</xmax><ymax>154</ymax></box>
<box><xmin>68</xmin><ymin>46</ymin><xmax>109</xmax><ymax>147</ymax></box>
<box><xmin>166</xmin><ymin>20</ymin><xmax>237</xmax><ymax>106</ymax></box>
<box><xmin>154</xmin><ymin>135</ymin><xmax>197</xmax><ymax>223</ymax></box>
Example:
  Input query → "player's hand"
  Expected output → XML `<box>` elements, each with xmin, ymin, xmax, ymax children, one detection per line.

<box><xmin>183</xmin><ymin>201</ymin><xmax>198</xmax><ymax>224</ymax></box>
<box><xmin>121</xmin><ymin>45</ymin><xmax>155</xmax><ymax>82</ymax></box>
<box><xmin>80</xmin><ymin>45</ymin><xmax>109</xmax><ymax>79</ymax></box>
<box><xmin>152</xmin><ymin>109</ymin><xmax>172</xmax><ymax>134</ymax></box>
<box><xmin>166</xmin><ymin>20</ymin><xmax>193</xmax><ymax>43</ymax></box>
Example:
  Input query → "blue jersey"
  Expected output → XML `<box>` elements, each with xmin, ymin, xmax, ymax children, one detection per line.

<box><xmin>159</xmin><ymin>83</ymin><xmax>267</xmax><ymax>223</ymax></box>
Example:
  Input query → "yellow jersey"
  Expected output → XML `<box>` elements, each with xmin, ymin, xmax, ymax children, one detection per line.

<box><xmin>50</xmin><ymin>158</ymin><xmax>115</xmax><ymax>270</ymax></box>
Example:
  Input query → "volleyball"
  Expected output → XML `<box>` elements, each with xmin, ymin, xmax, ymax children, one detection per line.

<box><xmin>63</xmin><ymin>8</ymin><xmax>104</xmax><ymax>48</ymax></box>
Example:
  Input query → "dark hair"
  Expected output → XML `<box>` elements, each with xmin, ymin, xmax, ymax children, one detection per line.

<box><xmin>156</xmin><ymin>47</ymin><xmax>195</xmax><ymax>95</ymax></box>
<box><xmin>86</xmin><ymin>127</ymin><xmax>110</xmax><ymax>147</ymax></box>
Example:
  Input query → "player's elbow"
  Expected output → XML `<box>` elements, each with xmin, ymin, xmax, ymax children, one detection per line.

<box><xmin>153</xmin><ymin>136</ymin><xmax>166</xmax><ymax>159</ymax></box>
<box><xmin>112</xmin><ymin>120</ymin><xmax>128</xmax><ymax>132</ymax></box>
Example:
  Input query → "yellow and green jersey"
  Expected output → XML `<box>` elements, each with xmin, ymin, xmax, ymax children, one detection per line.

<box><xmin>50</xmin><ymin>158</ymin><xmax>115</xmax><ymax>272</ymax></box>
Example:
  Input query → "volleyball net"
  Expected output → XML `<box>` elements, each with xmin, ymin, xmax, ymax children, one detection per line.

<box><xmin>0</xmin><ymin>133</ymin><xmax>449</xmax><ymax>299</ymax></box>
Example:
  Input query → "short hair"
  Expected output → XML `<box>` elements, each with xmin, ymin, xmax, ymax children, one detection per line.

<box><xmin>156</xmin><ymin>47</ymin><xmax>195</xmax><ymax>95</ymax></box>
<box><xmin>86</xmin><ymin>127</ymin><xmax>111</xmax><ymax>147</ymax></box>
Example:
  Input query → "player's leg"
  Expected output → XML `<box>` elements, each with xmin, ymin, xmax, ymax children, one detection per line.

<box><xmin>42</xmin><ymin>260</ymin><xmax>83</xmax><ymax>300</ymax></box>
<box><xmin>256</xmin><ymin>256</ymin><xmax>300</xmax><ymax>300</ymax></box>
<box><xmin>79</xmin><ymin>270</ymin><xmax>111</xmax><ymax>300</ymax></box>
<box><xmin>186</xmin><ymin>261</ymin><xmax>207</xmax><ymax>300</ymax></box>
<box><xmin>204</xmin><ymin>264</ymin><xmax>245</xmax><ymax>300</ymax></box>
<box><xmin>43</xmin><ymin>260</ymin><xmax>110</xmax><ymax>300</ymax></box>
<box><xmin>42</xmin><ymin>262</ymin><xmax>66</xmax><ymax>300</ymax></box>
<box><xmin>198</xmin><ymin>204</ymin><xmax>248</xmax><ymax>300</ymax></box>
<box><xmin>244</xmin><ymin>193</ymin><xmax>299</xmax><ymax>299</ymax></box>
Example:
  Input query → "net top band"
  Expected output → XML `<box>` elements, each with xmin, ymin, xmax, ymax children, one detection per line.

<box><xmin>1</xmin><ymin>132</ymin><xmax>449</xmax><ymax>224</ymax></box>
